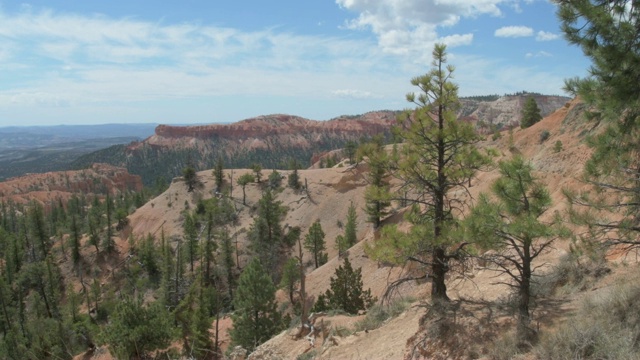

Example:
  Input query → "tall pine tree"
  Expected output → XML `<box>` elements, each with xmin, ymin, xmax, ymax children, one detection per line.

<box><xmin>230</xmin><ymin>259</ymin><xmax>283</xmax><ymax>351</ymax></box>
<box><xmin>367</xmin><ymin>44</ymin><xmax>490</xmax><ymax>302</ymax></box>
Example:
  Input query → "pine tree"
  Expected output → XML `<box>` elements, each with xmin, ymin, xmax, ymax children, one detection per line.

<box><xmin>344</xmin><ymin>140</ymin><xmax>358</xmax><ymax>164</ymax></box>
<box><xmin>103</xmin><ymin>298</ymin><xmax>173</xmax><ymax>359</ymax></box>
<box><xmin>183</xmin><ymin>165</ymin><xmax>199</xmax><ymax>192</ymax></box>
<box><xmin>103</xmin><ymin>193</ymin><xmax>116</xmax><ymax>254</ymax></box>
<box><xmin>287</xmin><ymin>159</ymin><xmax>301</xmax><ymax>190</ymax></box>
<box><xmin>183</xmin><ymin>213</ymin><xmax>199</xmax><ymax>273</ymax></box>
<box><xmin>214</xmin><ymin>156</ymin><xmax>224</xmax><ymax>193</ymax></box>
<box><xmin>465</xmin><ymin>156</ymin><xmax>566</xmax><ymax>339</ymax></box>
<box><xmin>70</xmin><ymin>214</ymin><xmax>81</xmax><ymax>266</ymax></box>
<box><xmin>557</xmin><ymin>0</ymin><xmax>640</xmax><ymax>250</ymax></box>
<box><xmin>367</xmin><ymin>44</ymin><xmax>490</xmax><ymax>302</ymax></box>
<box><xmin>28</xmin><ymin>202</ymin><xmax>49</xmax><ymax>260</ymax></box>
<box><xmin>230</xmin><ymin>259</ymin><xmax>283</xmax><ymax>351</ymax></box>
<box><xmin>202</xmin><ymin>212</ymin><xmax>217</xmax><ymax>286</ymax></box>
<box><xmin>520</xmin><ymin>97</ymin><xmax>542</xmax><ymax>128</ymax></box>
<box><xmin>252</xmin><ymin>163</ymin><xmax>263</xmax><ymax>183</ymax></box>
<box><xmin>248</xmin><ymin>189</ymin><xmax>288</xmax><ymax>280</ymax></box>
<box><xmin>140</xmin><ymin>233</ymin><xmax>160</xmax><ymax>279</ymax></box>
<box><xmin>360</xmin><ymin>136</ymin><xmax>392</xmax><ymax>228</ymax></box>
<box><xmin>304</xmin><ymin>220</ymin><xmax>327</xmax><ymax>269</ymax></box>
<box><xmin>268</xmin><ymin>169</ymin><xmax>282</xmax><ymax>190</ymax></box>
<box><xmin>219</xmin><ymin>228</ymin><xmax>236</xmax><ymax>301</ymax></box>
<box><xmin>344</xmin><ymin>202</ymin><xmax>358</xmax><ymax>248</ymax></box>
<box><xmin>237</xmin><ymin>173</ymin><xmax>255</xmax><ymax>206</ymax></box>
<box><xmin>323</xmin><ymin>257</ymin><xmax>375</xmax><ymax>314</ymax></box>
<box><xmin>279</xmin><ymin>258</ymin><xmax>300</xmax><ymax>305</ymax></box>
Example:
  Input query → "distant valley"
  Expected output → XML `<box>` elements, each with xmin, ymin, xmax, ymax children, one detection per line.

<box><xmin>0</xmin><ymin>123</ymin><xmax>158</xmax><ymax>181</ymax></box>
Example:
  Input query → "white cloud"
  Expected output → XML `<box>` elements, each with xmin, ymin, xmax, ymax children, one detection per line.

<box><xmin>331</xmin><ymin>89</ymin><xmax>380</xmax><ymax>99</ymax></box>
<box><xmin>336</xmin><ymin>0</ymin><xmax>508</xmax><ymax>58</ymax></box>
<box><xmin>494</xmin><ymin>26</ymin><xmax>534</xmax><ymax>38</ymax></box>
<box><xmin>536</xmin><ymin>30</ymin><xmax>559</xmax><ymax>41</ymax></box>
<box><xmin>525</xmin><ymin>51</ymin><xmax>552</xmax><ymax>58</ymax></box>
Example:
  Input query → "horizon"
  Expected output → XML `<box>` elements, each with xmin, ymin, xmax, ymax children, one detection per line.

<box><xmin>0</xmin><ymin>1</ymin><xmax>588</xmax><ymax>126</ymax></box>
<box><xmin>0</xmin><ymin>91</ymin><xmax>572</xmax><ymax>128</ymax></box>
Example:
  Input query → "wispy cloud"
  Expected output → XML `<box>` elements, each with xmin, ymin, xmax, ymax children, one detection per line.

<box><xmin>494</xmin><ymin>25</ymin><xmax>534</xmax><ymax>38</ymax></box>
<box><xmin>0</xmin><ymin>7</ymin><xmax>400</xmax><ymax>109</ymax></box>
<box><xmin>525</xmin><ymin>51</ymin><xmax>553</xmax><ymax>58</ymax></box>
<box><xmin>536</xmin><ymin>30</ymin><xmax>559</xmax><ymax>41</ymax></box>
<box><xmin>331</xmin><ymin>89</ymin><xmax>381</xmax><ymax>99</ymax></box>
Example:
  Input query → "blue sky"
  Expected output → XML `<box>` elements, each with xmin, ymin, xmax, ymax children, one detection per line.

<box><xmin>0</xmin><ymin>0</ymin><xmax>590</xmax><ymax>126</ymax></box>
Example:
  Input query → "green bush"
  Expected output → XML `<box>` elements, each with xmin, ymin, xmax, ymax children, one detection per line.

<box><xmin>554</xmin><ymin>140</ymin><xmax>563</xmax><ymax>152</ymax></box>
<box><xmin>539</xmin><ymin>130</ymin><xmax>550</xmax><ymax>143</ymax></box>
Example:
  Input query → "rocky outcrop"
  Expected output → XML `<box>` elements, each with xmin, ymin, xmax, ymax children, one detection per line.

<box><xmin>144</xmin><ymin>112</ymin><xmax>397</xmax><ymax>145</ymax></box>
<box><xmin>459</xmin><ymin>94</ymin><xmax>570</xmax><ymax>130</ymax></box>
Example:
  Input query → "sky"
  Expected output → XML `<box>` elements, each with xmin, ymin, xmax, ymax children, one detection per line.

<box><xmin>0</xmin><ymin>0</ymin><xmax>591</xmax><ymax>126</ymax></box>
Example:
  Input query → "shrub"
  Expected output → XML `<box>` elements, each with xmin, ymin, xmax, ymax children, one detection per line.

<box><xmin>539</xmin><ymin>130</ymin><xmax>550</xmax><ymax>143</ymax></box>
<box><xmin>535</xmin><ymin>279</ymin><xmax>640</xmax><ymax>359</ymax></box>
<box><xmin>554</xmin><ymin>140</ymin><xmax>563</xmax><ymax>152</ymax></box>
<box><xmin>353</xmin><ymin>297</ymin><xmax>414</xmax><ymax>332</ymax></box>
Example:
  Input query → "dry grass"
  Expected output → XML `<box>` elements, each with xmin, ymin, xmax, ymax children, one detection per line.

<box><xmin>534</xmin><ymin>276</ymin><xmax>640</xmax><ymax>359</ymax></box>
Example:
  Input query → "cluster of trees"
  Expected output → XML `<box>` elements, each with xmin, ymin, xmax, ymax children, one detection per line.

<box><xmin>0</xmin><ymin>186</ymin><xmax>162</xmax><ymax>359</ymax></box>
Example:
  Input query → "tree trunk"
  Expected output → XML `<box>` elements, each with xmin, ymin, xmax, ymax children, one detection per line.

<box><xmin>518</xmin><ymin>246</ymin><xmax>532</xmax><ymax>339</ymax></box>
<box><xmin>214</xmin><ymin>309</ymin><xmax>220</xmax><ymax>360</ymax></box>
<box><xmin>431</xmin><ymin>247</ymin><xmax>449</xmax><ymax>301</ymax></box>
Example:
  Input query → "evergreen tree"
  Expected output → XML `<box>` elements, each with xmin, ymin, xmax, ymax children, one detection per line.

<box><xmin>140</xmin><ymin>233</ymin><xmax>160</xmax><ymax>280</ymax></box>
<box><xmin>103</xmin><ymin>298</ymin><xmax>174</xmax><ymax>359</ymax></box>
<box><xmin>183</xmin><ymin>213</ymin><xmax>199</xmax><ymax>273</ymax></box>
<box><xmin>219</xmin><ymin>228</ymin><xmax>236</xmax><ymax>302</ymax></box>
<box><xmin>366</xmin><ymin>44</ymin><xmax>490</xmax><ymax>302</ymax></box>
<box><xmin>279</xmin><ymin>258</ymin><xmax>300</xmax><ymax>305</ymax></box>
<box><xmin>360</xmin><ymin>136</ymin><xmax>392</xmax><ymax>228</ymax></box>
<box><xmin>268</xmin><ymin>169</ymin><xmax>282</xmax><ymax>190</ymax></box>
<box><xmin>465</xmin><ymin>156</ymin><xmax>566</xmax><ymax>339</ymax></box>
<box><xmin>344</xmin><ymin>202</ymin><xmax>358</xmax><ymax>248</ymax></box>
<box><xmin>183</xmin><ymin>165</ymin><xmax>199</xmax><ymax>192</ymax></box>
<box><xmin>557</xmin><ymin>0</ymin><xmax>640</xmax><ymax>250</ymax></box>
<box><xmin>344</xmin><ymin>140</ymin><xmax>358</xmax><ymax>164</ymax></box>
<box><xmin>520</xmin><ymin>97</ymin><xmax>543</xmax><ymax>128</ymax></box>
<box><xmin>237</xmin><ymin>173</ymin><xmax>255</xmax><ymax>206</ymax></box>
<box><xmin>248</xmin><ymin>189</ymin><xmax>289</xmax><ymax>280</ymax></box>
<box><xmin>323</xmin><ymin>257</ymin><xmax>375</xmax><ymax>314</ymax></box>
<box><xmin>202</xmin><ymin>212</ymin><xmax>217</xmax><ymax>286</ymax></box>
<box><xmin>287</xmin><ymin>160</ymin><xmax>301</xmax><ymax>190</ymax></box>
<box><xmin>335</xmin><ymin>235</ymin><xmax>348</xmax><ymax>259</ymax></box>
<box><xmin>28</xmin><ymin>202</ymin><xmax>49</xmax><ymax>260</ymax></box>
<box><xmin>103</xmin><ymin>193</ymin><xmax>116</xmax><ymax>254</ymax></box>
<box><xmin>69</xmin><ymin>214</ymin><xmax>81</xmax><ymax>266</ymax></box>
<box><xmin>214</xmin><ymin>156</ymin><xmax>224</xmax><ymax>193</ymax></box>
<box><xmin>304</xmin><ymin>220</ymin><xmax>327</xmax><ymax>269</ymax></box>
<box><xmin>252</xmin><ymin>163</ymin><xmax>263</xmax><ymax>183</ymax></box>
<box><xmin>230</xmin><ymin>259</ymin><xmax>283</xmax><ymax>352</ymax></box>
